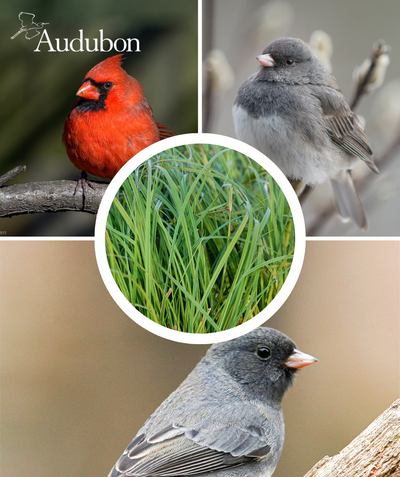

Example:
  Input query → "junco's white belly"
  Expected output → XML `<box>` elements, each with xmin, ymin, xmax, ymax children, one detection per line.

<box><xmin>233</xmin><ymin>104</ymin><xmax>343</xmax><ymax>186</ymax></box>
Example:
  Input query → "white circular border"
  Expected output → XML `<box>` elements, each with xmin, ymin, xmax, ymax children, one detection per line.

<box><xmin>95</xmin><ymin>133</ymin><xmax>306</xmax><ymax>345</ymax></box>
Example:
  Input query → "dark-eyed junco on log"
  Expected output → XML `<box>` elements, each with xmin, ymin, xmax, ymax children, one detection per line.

<box><xmin>233</xmin><ymin>37</ymin><xmax>379</xmax><ymax>230</ymax></box>
<box><xmin>108</xmin><ymin>327</ymin><xmax>317</xmax><ymax>477</ymax></box>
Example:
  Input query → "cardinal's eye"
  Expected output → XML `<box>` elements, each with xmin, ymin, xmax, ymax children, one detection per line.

<box><xmin>256</xmin><ymin>347</ymin><xmax>271</xmax><ymax>360</ymax></box>
<box><xmin>104</xmin><ymin>82</ymin><xmax>113</xmax><ymax>90</ymax></box>
<box><xmin>286</xmin><ymin>58</ymin><xmax>294</xmax><ymax>65</ymax></box>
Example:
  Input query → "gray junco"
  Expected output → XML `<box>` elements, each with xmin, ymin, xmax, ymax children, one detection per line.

<box><xmin>233</xmin><ymin>37</ymin><xmax>379</xmax><ymax>230</ymax></box>
<box><xmin>108</xmin><ymin>327</ymin><xmax>317</xmax><ymax>477</ymax></box>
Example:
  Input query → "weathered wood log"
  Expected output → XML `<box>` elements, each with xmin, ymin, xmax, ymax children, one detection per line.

<box><xmin>304</xmin><ymin>399</ymin><xmax>400</xmax><ymax>477</ymax></box>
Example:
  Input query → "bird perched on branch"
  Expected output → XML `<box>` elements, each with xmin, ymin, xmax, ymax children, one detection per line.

<box><xmin>107</xmin><ymin>327</ymin><xmax>317</xmax><ymax>477</ymax></box>
<box><xmin>233</xmin><ymin>37</ymin><xmax>379</xmax><ymax>230</ymax></box>
<box><xmin>63</xmin><ymin>54</ymin><xmax>173</xmax><ymax>189</ymax></box>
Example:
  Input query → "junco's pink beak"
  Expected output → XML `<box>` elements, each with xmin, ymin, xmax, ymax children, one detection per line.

<box><xmin>284</xmin><ymin>349</ymin><xmax>318</xmax><ymax>369</ymax></box>
<box><xmin>257</xmin><ymin>53</ymin><xmax>276</xmax><ymax>68</ymax></box>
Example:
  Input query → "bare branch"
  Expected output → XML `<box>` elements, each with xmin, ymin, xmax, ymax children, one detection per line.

<box><xmin>350</xmin><ymin>40</ymin><xmax>390</xmax><ymax>111</ymax></box>
<box><xmin>304</xmin><ymin>400</ymin><xmax>400</xmax><ymax>477</ymax></box>
<box><xmin>0</xmin><ymin>166</ymin><xmax>27</xmax><ymax>187</ymax></box>
<box><xmin>0</xmin><ymin>179</ymin><xmax>108</xmax><ymax>217</ymax></box>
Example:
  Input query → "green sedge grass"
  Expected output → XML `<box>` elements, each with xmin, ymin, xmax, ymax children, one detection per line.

<box><xmin>105</xmin><ymin>144</ymin><xmax>295</xmax><ymax>333</ymax></box>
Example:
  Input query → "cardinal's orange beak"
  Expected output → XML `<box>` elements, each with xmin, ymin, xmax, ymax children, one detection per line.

<box><xmin>76</xmin><ymin>81</ymin><xmax>100</xmax><ymax>100</ymax></box>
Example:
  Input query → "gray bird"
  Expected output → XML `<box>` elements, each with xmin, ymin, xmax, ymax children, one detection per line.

<box><xmin>108</xmin><ymin>327</ymin><xmax>317</xmax><ymax>477</ymax></box>
<box><xmin>233</xmin><ymin>37</ymin><xmax>379</xmax><ymax>230</ymax></box>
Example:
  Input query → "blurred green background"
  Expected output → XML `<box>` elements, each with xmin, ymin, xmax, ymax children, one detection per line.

<box><xmin>203</xmin><ymin>0</ymin><xmax>400</xmax><ymax>236</ymax></box>
<box><xmin>0</xmin><ymin>0</ymin><xmax>198</xmax><ymax>236</ymax></box>
<box><xmin>1</xmin><ymin>240</ymin><xmax>399</xmax><ymax>476</ymax></box>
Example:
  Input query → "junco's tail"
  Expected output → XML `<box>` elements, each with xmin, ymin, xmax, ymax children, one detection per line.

<box><xmin>330</xmin><ymin>171</ymin><xmax>368</xmax><ymax>230</ymax></box>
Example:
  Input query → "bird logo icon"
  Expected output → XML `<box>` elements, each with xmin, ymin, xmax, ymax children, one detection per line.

<box><xmin>11</xmin><ymin>12</ymin><xmax>49</xmax><ymax>40</ymax></box>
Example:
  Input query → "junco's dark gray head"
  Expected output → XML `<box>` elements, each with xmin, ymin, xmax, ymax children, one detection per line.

<box><xmin>256</xmin><ymin>37</ymin><xmax>331</xmax><ymax>86</ymax></box>
<box><xmin>205</xmin><ymin>327</ymin><xmax>316</xmax><ymax>404</ymax></box>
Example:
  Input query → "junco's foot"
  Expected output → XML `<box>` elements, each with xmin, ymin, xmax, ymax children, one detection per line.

<box><xmin>108</xmin><ymin>327</ymin><xmax>317</xmax><ymax>477</ymax></box>
<box><xmin>233</xmin><ymin>37</ymin><xmax>379</xmax><ymax>230</ymax></box>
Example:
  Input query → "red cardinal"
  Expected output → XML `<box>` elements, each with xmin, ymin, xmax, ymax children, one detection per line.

<box><xmin>62</xmin><ymin>54</ymin><xmax>173</xmax><ymax>181</ymax></box>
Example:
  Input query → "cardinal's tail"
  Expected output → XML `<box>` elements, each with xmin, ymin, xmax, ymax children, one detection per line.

<box><xmin>157</xmin><ymin>123</ymin><xmax>175</xmax><ymax>140</ymax></box>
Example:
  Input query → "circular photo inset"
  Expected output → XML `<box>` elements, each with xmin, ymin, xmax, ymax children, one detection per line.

<box><xmin>95</xmin><ymin>134</ymin><xmax>305</xmax><ymax>343</ymax></box>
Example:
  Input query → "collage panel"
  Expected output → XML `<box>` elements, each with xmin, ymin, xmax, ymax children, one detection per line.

<box><xmin>1</xmin><ymin>1</ymin><xmax>400</xmax><ymax>477</ymax></box>
<box><xmin>203</xmin><ymin>0</ymin><xmax>400</xmax><ymax>236</ymax></box>
<box><xmin>0</xmin><ymin>0</ymin><xmax>198</xmax><ymax>236</ymax></box>
<box><xmin>1</xmin><ymin>241</ymin><xmax>399</xmax><ymax>477</ymax></box>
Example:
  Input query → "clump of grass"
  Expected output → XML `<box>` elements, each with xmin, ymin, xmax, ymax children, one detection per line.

<box><xmin>106</xmin><ymin>144</ymin><xmax>294</xmax><ymax>333</ymax></box>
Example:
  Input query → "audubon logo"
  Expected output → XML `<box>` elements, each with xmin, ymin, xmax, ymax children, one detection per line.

<box><xmin>11</xmin><ymin>12</ymin><xmax>48</xmax><ymax>40</ymax></box>
<box><xmin>11</xmin><ymin>12</ymin><xmax>141</xmax><ymax>53</ymax></box>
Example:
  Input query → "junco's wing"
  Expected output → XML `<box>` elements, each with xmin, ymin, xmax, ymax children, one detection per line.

<box><xmin>110</xmin><ymin>404</ymin><xmax>273</xmax><ymax>476</ymax></box>
<box><xmin>311</xmin><ymin>84</ymin><xmax>379</xmax><ymax>228</ymax></box>
<box><xmin>312</xmin><ymin>85</ymin><xmax>378</xmax><ymax>174</ymax></box>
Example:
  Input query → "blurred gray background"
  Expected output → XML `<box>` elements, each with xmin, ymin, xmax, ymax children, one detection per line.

<box><xmin>0</xmin><ymin>0</ymin><xmax>198</xmax><ymax>236</ymax></box>
<box><xmin>1</xmin><ymin>240</ymin><xmax>399</xmax><ymax>476</ymax></box>
<box><xmin>203</xmin><ymin>0</ymin><xmax>400</xmax><ymax>236</ymax></box>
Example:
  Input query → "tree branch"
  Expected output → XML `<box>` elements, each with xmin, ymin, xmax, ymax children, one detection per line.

<box><xmin>350</xmin><ymin>40</ymin><xmax>390</xmax><ymax>111</ymax></box>
<box><xmin>0</xmin><ymin>178</ymin><xmax>108</xmax><ymax>217</ymax></box>
<box><xmin>0</xmin><ymin>165</ymin><xmax>27</xmax><ymax>187</ymax></box>
<box><xmin>303</xmin><ymin>399</ymin><xmax>400</xmax><ymax>477</ymax></box>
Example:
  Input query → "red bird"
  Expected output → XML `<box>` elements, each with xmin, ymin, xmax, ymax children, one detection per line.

<box><xmin>62</xmin><ymin>54</ymin><xmax>173</xmax><ymax>182</ymax></box>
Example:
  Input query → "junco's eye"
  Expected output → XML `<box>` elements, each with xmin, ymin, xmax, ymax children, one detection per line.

<box><xmin>285</xmin><ymin>58</ymin><xmax>294</xmax><ymax>65</ymax></box>
<box><xmin>104</xmin><ymin>81</ymin><xmax>113</xmax><ymax>90</ymax></box>
<box><xmin>256</xmin><ymin>347</ymin><xmax>272</xmax><ymax>360</ymax></box>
